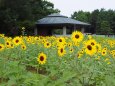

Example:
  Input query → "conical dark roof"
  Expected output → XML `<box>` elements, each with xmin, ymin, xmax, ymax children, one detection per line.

<box><xmin>36</xmin><ymin>13</ymin><xmax>90</xmax><ymax>25</ymax></box>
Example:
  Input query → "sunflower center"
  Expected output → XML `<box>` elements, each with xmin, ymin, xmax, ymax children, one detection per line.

<box><xmin>60</xmin><ymin>48</ymin><xmax>63</xmax><ymax>53</ymax></box>
<box><xmin>0</xmin><ymin>46</ymin><xmax>2</xmax><ymax>49</ymax></box>
<box><xmin>11</xmin><ymin>44</ymin><xmax>13</xmax><ymax>47</ymax></box>
<box><xmin>103</xmin><ymin>52</ymin><xmax>105</xmax><ymax>54</ymax></box>
<box><xmin>59</xmin><ymin>39</ymin><xmax>62</xmax><ymax>42</ymax></box>
<box><xmin>7</xmin><ymin>42</ymin><xmax>9</xmax><ymax>45</ymax></box>
<box><xmin>87</xmin><ymin>45</ymin><xmax>92</xmax><ymax>50</ymax></box>
<box><xmin>40</xmin><ymin>56</ymin><xmax>44</xmax><ymax>61</ymax></box>
<box><xmin>16</xmin><ymin>40</ymin><xmax>19</xmax><ymax>43</ymax></box>
<box><xmin>75</xmin><ymin>35</ymin><xmax>79</xmax><ymax>39</ymax></box>
<box><xmin>77</xmin><ymin>54</ymin><xmax>80</xmax><ymax>57</ymax></box>
<box><xmin>47</xmin><ymin>43</ymin><xmax>49</xmax><ymax>46</ymax></box>
<box><xmin>22</xmin><ymin>46</ymin><xmax>25</xmax><ymax>49</ymax></box>
<box><xmin>91</xmin><ymin>42</ymin><xmax>94</xmax><ymax>46</ymax></box>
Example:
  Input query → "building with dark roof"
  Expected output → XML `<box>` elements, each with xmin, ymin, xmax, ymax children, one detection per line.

<box><xmin>35</xmin><ymin>13</ymin><xmax>90</xmax><ymax>36</ymax></box>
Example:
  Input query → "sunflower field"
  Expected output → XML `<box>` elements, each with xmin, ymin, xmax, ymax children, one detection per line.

<box><xmin>0</xmin><ymin>31</ymin><xmax>115</xmax><ymax>86</ymax></box>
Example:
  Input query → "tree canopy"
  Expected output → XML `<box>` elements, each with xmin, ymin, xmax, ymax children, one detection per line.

<box><xmin>0</xmin><ymin>0</ymin><xmax>60</xmax><ymax>36</ymax></box>
<box><xmin>71</xmin><ymin>8</ymin><xmax>115</xmax><ymax>34</ymax></box>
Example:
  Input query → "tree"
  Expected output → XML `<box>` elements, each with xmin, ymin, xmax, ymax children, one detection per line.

<box><xmin>100</xmin><ymin>21</ymin><xmax>113</xmax><ymax>35</ymax></box>
<box><xmin>90</xmin><ymin>9</ymin><xmax>99</xmax><ymax>34</ymax></box>
<box><xmin>71</xmin><ymin>9</ymin><xmax>115</xmax><ymax>35</ymax></box>
<box><xmin>0</xmin><ymin>0</ymin><xmax>60</xmax><ymax>36</ymax></box>
<box><xmin>71</xmin><ymin>11</ymin><xmax>91</xmax><ymax>23</ymax></box>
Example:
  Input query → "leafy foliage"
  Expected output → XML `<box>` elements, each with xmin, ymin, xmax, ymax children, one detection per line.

<box><xmin>71</xmin><ymin>8</ymin><xmax>115</xmax><ymax>34</ymax></box>
<box><xmin>0</xmin><ymin>0</ymin><xmax>60</xmax><ymax>36</ymax></box>
<box><xmin>0</xmin><ymin>33</ymin><xmax>115</xmax><ymax>86</ymax></box>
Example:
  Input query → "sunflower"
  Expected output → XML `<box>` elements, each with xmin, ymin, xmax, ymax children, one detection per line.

<box><xmin>95</xmin><ymin>56</ymin><xmax>100</xmax><ymax>61</ymax></box>
<box><xmin>103</xmin><ymin>47</ymin><xmax>107</xmax><ymax>51</ymax></box>
<box><xmin>37</xmin><ymin>52</ymin><xmax>47</xmax><ymax>64</ymax></box>
<box><xmin>89</xmin><ymin>39</ymin><xmax>97</xmax><ymax>46</ymax></box>
<box><xmin>0</xmin><ymin>44</ymin><xmax>5</xmax><ymax>51</ymax></box>
<box><xmin>44</xmin><ymin>41</ymin><xmax>51</xmax><ymax>48</ymax></box>
<box><xmin>5</xmin><ymin>40</ymin><xmax>12</xmax><ymax>48</ymax></box>
<box><xmin>88</xmin><ymin>35</ymin><xmax>92</xmax><ymax>39</ymax></box>
<box><xmin>101</xmin><ymin>49</ymin><xmax>107</xmax><ymax>56</ymax></box>
<box><xmin>104</xmin><ymin>58</ymin><xmax>109</xmax><ymax>62</ymax></box>
<box><xmin>57</xmin><ymin>37</ymin><xmax>66</xmax><ymax>46</ymax></box>
<box><xmin>21</xmin><ymin>44</ymin><xmax>27</xmax><ymax>50</ymax></box>
<box><xmin>107</xmin><ymin>62</ymin><xmax>111</xmax><ymax>65</ymax></box>
<box><xmin>58</xmin><ymin>47</ymin><xmax>66</xmax><ymax>57</ymax></box>
<box><xmin>96</xmin><ymin>43</ymin><xmax>102</xmax><ymax>53</ymax></box>
<box><xmin>77</xmin><ymin>52</ymin><xmax>82</xmax><ymax>59</ymax></box>
<box><xmin>67</xmin><ymin>42</ymin><xmax>72</xmax><ymax>47</ymax></box>
<box><xmin>0</xmin><ymin>34</ymin><xmax>5</xmax><ymax>38</ymax></box>
<box><xmin>110</xmin><ymin>41</ymin><xmax>114</xmax><ymax>48</ymax></box>
<box><xmin>27</xmin><ymin>37</ymin><xmax>32</xmax><ymax>43</ymax></box>
<box><xmin>80</xmin><ymin>48</ymin><xmax>85</xmax><ymax>54</ymax></box>
<box><xmin>85</xmin><ymin>44</ymin><xmax>96</xmax><ymax>56</ymax></box>
<box><xmin>57</xmin><ymin>37</ymin><xmax>65</xmax><ymax>43</ymax></box>
<box><xmin>69</xmin><ymin>48</ymin><xmax>74</xmax><ymax>53</ymax></box>
<box><xmin>13</xmin><ymin>37</ymin><xmax>22</xmax><ymax>46</ymax></box>
<box><xmin>10</xmin><ymin>43</ymin><xmax>14</xmax><ymax>48</ymax></box>
<box><xmin>71</xmin><ymin>31</ymin><xmax>84</xmax><ymax>43</ymax></box>
<box><xmin>112</xmin><ymin>54</ymin><xmax>115</xmax><ymax>58</ymax></box>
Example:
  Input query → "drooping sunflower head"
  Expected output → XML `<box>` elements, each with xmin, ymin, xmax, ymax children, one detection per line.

<box><xmin>0</xmin><ymin>44</ymin><xmax>5</xmax><ymax>51</ymax></box>
<box><xmin>95</xmin><ymin>56</ymin><xmax>100</xmax><ymax>61</ymax></box>
<box><xmin>96</xmin><ymin>43</ymin><xmax>102</xmax><ymax>53</ymax></box>
<box><xmin>104</xmin><ymin>58</ymin><xmax>109</xmax><ymax>62</ymax></box>
<box><xmin>77</xmin><ymin>52</ymin><xmax>82</xmax><ymax>59</ymax></box>
<box><xmin>71</xmin><ymin>31</ymin><xmax>84</xmax><ymax>43</ymax></box>
<box><xmin>37</xmin><ymin>52</ymin><xmax>47</xmax><ymax>65</ymax></box>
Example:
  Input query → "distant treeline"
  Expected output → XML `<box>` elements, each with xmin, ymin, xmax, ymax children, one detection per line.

<box><xmin>71</xmin><ymin>8</ymin><xmax>115</xmax><ymax>35</ymax></box>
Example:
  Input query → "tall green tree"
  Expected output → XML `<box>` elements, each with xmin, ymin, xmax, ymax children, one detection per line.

<box><xmin>90</xmin><ymin>9</ymin><xmax>99</xmax><ymax>33</ymax></box>
<box><xmin>0</xmin><ymin>0</ymin><xmax>60</xmax><ymax>36</ymax></box>
<box><xmin>71</xmin><ymin>11</ymin><xmax>91</xmax><ymax>23</ymax></box>
<box><xmin>100</xmin><ymin>21</ymin><xmax>113</xmax><ymax>35</ymax></box>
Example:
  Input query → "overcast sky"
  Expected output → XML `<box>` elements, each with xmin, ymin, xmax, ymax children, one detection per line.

<box><xmin>47</xmin><ymin>0</ymin><xmax>115</xmax><ymax>17</ymax></box>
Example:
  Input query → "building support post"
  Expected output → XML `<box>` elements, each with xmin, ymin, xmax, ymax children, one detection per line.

<box><xmin>34</xmin><ymin>28</ymin><xmax>38</xmax><ymax>35</ymax></box>
<box><xmin>81</xmin><ymin>27</ymin><xmax>85</xmax><ymax>33</ymax></box>
<box><xmin>74</xmin><ymin>24</ymin><xmax>76</xmax><ymax>31</ymax></box>
<box><xmin>63</xmin><ymin>26</ymin><xmax>66</xmax><ymax>36</ymax></box>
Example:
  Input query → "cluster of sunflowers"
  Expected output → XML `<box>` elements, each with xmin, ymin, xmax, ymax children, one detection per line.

<box><xmin>0</xmin><ymin>31</ymin><xmax>115</xmax><ymax>65</ymax></box>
